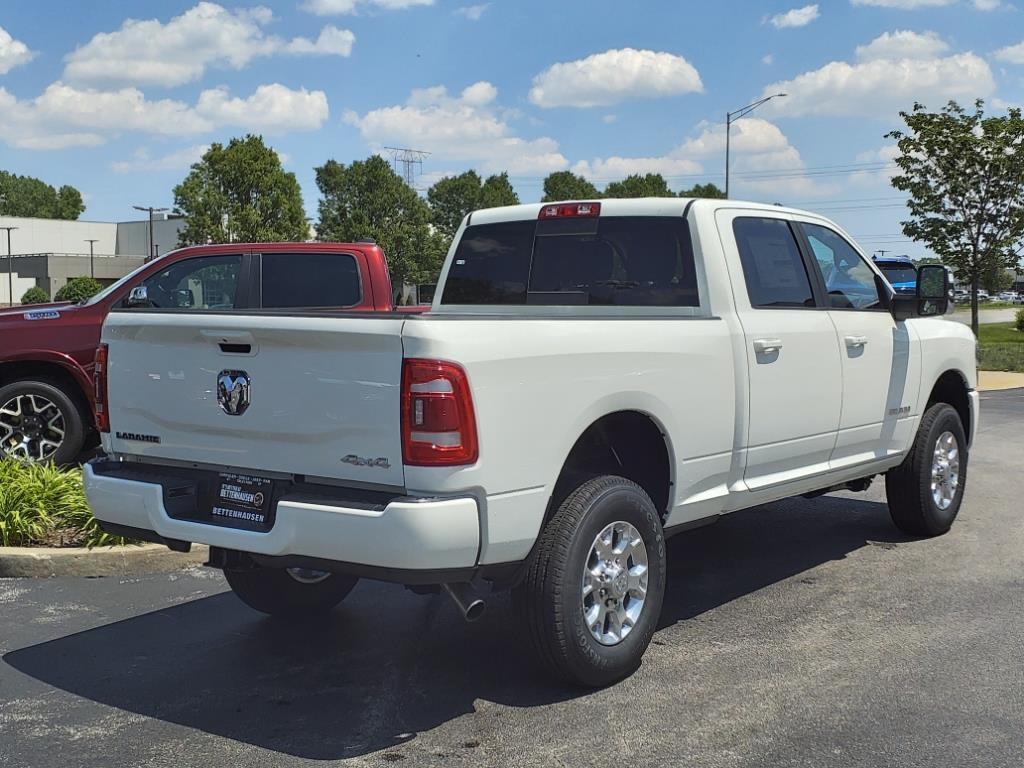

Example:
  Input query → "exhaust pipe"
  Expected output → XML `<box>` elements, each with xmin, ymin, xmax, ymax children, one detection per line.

<box><xmin>443</xmin><ymin>582</ymin><xmax>486</xmax><ymax>622</ymax></box>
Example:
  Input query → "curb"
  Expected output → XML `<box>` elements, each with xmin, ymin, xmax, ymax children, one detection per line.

<box><xmin>0</xmin><ymin>543</ymin><xmax>209</xmax><ymax>579</ymax></box>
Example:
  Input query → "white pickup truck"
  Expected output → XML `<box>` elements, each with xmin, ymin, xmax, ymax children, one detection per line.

<box><xmin>84</xmin><ymin>198</ymin><xmax>977</xmax><ymax>686</ymax></box>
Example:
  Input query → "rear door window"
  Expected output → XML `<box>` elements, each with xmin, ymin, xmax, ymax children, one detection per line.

<box><xmin>732</xmin><ymin>217</ymin><xmax>816</xmax><ymax>308</ymax></box>
<box><xmin>441</xmin><ymin>216</ymin><xmax>699</xmax><ymax>307</ymax></box>
<box><xmin>260</xmin><ymin>252</ymin><xmax>362</xmax><ymax>309</ymax></box>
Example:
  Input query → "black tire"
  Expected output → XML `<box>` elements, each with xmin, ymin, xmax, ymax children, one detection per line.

<box><xmin>223</xmin><ymin>565</ymin><xmax>358</xmax><ymax>617</ymax></box>
<box><xmin>513</xmin><ymin>475</ymin><xmax>666</xmax><ymax>687</ymax></box>
<box><xmin>885</xmin><ymin>402</ymin><xmax>968</xmax><ymax>537</ymax></box>
<box><xmin>0</xmin><ymin>378</ymin><xmax>87</xmax><ymax>465</ymax></box>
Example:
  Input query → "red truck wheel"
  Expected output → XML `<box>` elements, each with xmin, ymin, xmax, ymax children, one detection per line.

<box><xmin>0</xmin><ymin>379</ymin><xmax>87</xmax><ymax>465</ymax></box>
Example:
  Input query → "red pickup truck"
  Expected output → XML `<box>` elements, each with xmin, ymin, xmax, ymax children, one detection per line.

<box><xmin>0</xmin><ymin>241</ymin><xmax>414</xmax><ymax>463</ymax></box>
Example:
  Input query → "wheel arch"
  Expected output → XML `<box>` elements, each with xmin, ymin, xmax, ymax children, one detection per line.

<box><xmin>924</xmin><ymin>369</ymin><xmax>972</xmax><ymax>445</ymax></box>
<box><xmin>544</xmin><ymin>406</ymin><xmax>676</xmax><ymax>529</ymax></box>
<box><xmin>0</xmin><ymin>353</ymin><xmax>94</xmax><ymax>416</ymax></box>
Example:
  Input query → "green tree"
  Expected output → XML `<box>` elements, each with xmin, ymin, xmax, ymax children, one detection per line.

<box><xmin>427</xmin><ymin>171</ymin><xmax>520</xmax><ymax>241</ymax></box>
<box><xmin>887</xmin><ymin>100</ymin><xmax>1024</xmax><ymax>335</ymax></box>
<box><xmin>603</xmin><ymin>173</ymin><xmax>673</xmax><ymax>198</ymax></box>
<box><xmin>315</xmin><ymin>155</ymin><xmax>442</xmax><ymax>291</ymax></box>
<box><xmin>427</xmin><ymin>170</ymin><xmax>483</xmax><ymax>239</ymax></box>
<box><xmin>479</xmin><ymin>172</ymin><xmax>519</xmax><ymax>209</ymax></box>
<box><xmin>541</xmin><ymin>171</ymin><xmax>600</xmax><ymax>202</ymax></box>
<box><xmin>20</xmin><ymin>286</ymin><xmax>50</xmax><ymax>305</ymax></box>
<box><xmin>0</xmin><ymin>172</ymin><xmax>85</xmax><ymax>220</ymax></box>
<box><xmin>54</xmin><ymin>277</ymin><xmax>103</xmax><ymax>304</ymax></box>
<box><xmin>678</xmin><ymin>182</ymin><xmax>726</xmax><ymax>199</ymax></box>
<box><xmin>173</xmin><ymin>135</ymin><xmax>308</xmax><ymax>246</ymax></box>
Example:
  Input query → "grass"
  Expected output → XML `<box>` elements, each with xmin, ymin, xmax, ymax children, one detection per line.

<box><xmin>954</xmin><ymin>302</ymin><xmax>1020</xmax><ymax>312</ymax></box>
<box><xmin>0</xmin><ymin>460</ymin><xmax>135</xmax><ymax>548</ymax></box>
<box><xmin>976</xmin><ymin>322</ymin><xmax>1024</xmax><ymax>373</ymax></box>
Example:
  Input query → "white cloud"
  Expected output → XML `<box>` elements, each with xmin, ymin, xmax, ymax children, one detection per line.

<box><xmin>850</xmin><ymin>144</ymin><xmax>901</xmax><ymax>184</ymax></box>
<box><xmin>573</xmin><ymin>117</ymin><xmax>832</xmax><ymax>197</ymax></box>
<box><xmin>64</xmin><ymin>3</ymin><xmax>354</xmax><ymax>88</ymax></box>
<box><xmin>0</xmin><ymin>25</ymin><xmax>35</xmax><ymax>75</ymax></box>
<box><xmin>345</xmin><ymin>82</ymin><xmax>568</xmax><ymax>175</ymax></box>
<box><xmin>282</xmin><ymin>25</ymin><xmax>355</xmax><ymax>56</ymax></box>
<box><xmin>995</xmin><ymin>41</ymin><xmax>1024</xmax><ymax>65</ymax></box>
<box><xmin>760</xmin><ymin>35</ymin><xmax>994</xmax><ymax>118</ymax></box>
<box><xmin>769</xmin><ymin>5</ymin><xmax>820</xmax><ymax>28</ymax></box>
<box><xmin>762</xmin><ymin>53</ymin><xmax>775</xmax><ymax>65</ymax></box>
<box><xmin>112</xmin><ymin>144</ymin><xmax>211</xmax><ymax>173</ymax></box>
<box><xmin>855</xmin><ymin>30</ymin><xmax>948</xmax><ymax>60</ymax></box>
<box><xmin>301</xmin><ymin>0</ymin><xmax>433</xmax><ymax>14</ymax></box>
<box><xmin>972</xmin><ymin>0</ymin><xmax>1002</xmax><ymax>9</ymax></box>
<box><xmin>851</xmin><ymin>0</ymin><xmax>954</xmax><ymax>7</ymax></box>
<box><xmin>455</xmin><ymin>4</ymin><xmax>489</xmax><ymax>20</ymax></box>
<box><xmin>0</xmin><ymin>82</ymin><xmax>328</xmax><ymax>150</ymax></box>
<box><xmin>529</xmin><ymin>48</ymin><xmax>703</xmax><ymax>108</ymax></box>
<box><xmin>602</xmin><ymin>114</ymin><xmax>618</xmax><ymax>124</ymax></box>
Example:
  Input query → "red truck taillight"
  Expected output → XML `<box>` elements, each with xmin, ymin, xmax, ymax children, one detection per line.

<box><xmin>94</xmin><ymin>343</ymin><xmax>109</xmax><ymax>433</ymax></box>
<box><xmin>401</xmin><ymin>359</ymin><xmax>478</xmax><ymax>466</ymax></box>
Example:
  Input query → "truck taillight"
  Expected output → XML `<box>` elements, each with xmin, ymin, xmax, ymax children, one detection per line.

<box><xmin>94</xmin><ymin>343</ymin><xmax>109</xmax><ymax>433</ymax></box>
<box><xmin>539</xmin><ymin>202</ymin><xmax>600</xmax><ymax>219</ymax></box>
<box><xmin>401</xmin><ymin>359</ymin><xmax>478</xmax><ymax>466</ymax></box>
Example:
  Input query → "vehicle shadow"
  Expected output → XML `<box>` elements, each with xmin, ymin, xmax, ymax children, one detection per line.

<box><xmin>4</xmin><ymin>494</ymin><xmax>913</xmax><ymax>761</ymax></box>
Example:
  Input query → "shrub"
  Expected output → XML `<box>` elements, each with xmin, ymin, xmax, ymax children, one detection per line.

<box><xmin>0</xmin><ymin>460</ymin><xmax>134</xmax><ymax>548</ymax></box>
<box><xmin>54</xmin><ymin>277</ymin><xmax>103</xmax><ymax>304</ymax></box>
<box><xmin>20</xmin><ymin>286</ymin><xmax>50</xmax><ymax>305</ymax></box>
<box><xmin>1016</xmin><ymin>308</ymin><xmax>1024</xmax><ymax>333</ymax></box>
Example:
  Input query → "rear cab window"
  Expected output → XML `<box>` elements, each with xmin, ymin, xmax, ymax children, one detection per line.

<box><xmin>441</xmin><ymin>216</ymin><xmax>700</xmax><ymax>308</ymax></box>
<box><xmin>259</xmin><ymin>252</ymin><xmax>362</xmax><ymax>309</ymax></box>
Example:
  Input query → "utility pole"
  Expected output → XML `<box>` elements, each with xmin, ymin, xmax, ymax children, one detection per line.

<box><xmin>725</xmin><ymin>93</ymin><xmax>786</xmax><ymax>199</ymax></box>
<box><xmin>132</xmin><ymin>205</ymin><xmax>168</xmax><ymax>261</ymax></box>
<box><xmin>875</xmin><ymin>249</ymin><xmax>890</xmax><ymax>259</ymax></box>
<box><xmin>85</xmin><ymin>239</ymin><xmax>99</xmax><ymax>279</ymax></box>
<box><xmin>384</xmin><ymin>147</ymin><xmax>431</xmax><ymax>187</ymax></box>
<box><xmin>1</xmin><ymin>226</ymin><xmax>17</xmax><ymax>307</ymax></box>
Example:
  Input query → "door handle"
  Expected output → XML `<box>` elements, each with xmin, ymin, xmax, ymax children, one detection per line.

<box><xmin>844</xmin><ymin>335</ymin><xmax>869</xmax><ymax>348</ymax></box>
<box><xmin>753</xmin><ymin>338</ymin><xmax>783</xmax><ymax>354</ymax></box>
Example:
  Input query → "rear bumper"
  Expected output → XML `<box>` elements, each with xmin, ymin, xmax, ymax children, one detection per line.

<box><xmin>83</xmin><ymin>461</ymin><xmax>482</xmax><ymax>578</ymax></box>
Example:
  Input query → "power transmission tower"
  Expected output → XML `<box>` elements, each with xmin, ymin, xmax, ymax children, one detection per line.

<box><xmin>385</xmin><ymin>147</ymin><xmax>430</xmax><ymax>187</ymax></box>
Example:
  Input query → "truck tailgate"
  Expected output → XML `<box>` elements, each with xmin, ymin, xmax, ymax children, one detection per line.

<box><xmin>102</xmin><ymin>311</ymin><xmax>407</xmax><ymax>487</ymax></box>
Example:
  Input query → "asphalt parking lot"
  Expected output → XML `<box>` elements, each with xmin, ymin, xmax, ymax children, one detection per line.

<box><xmin>3</xmin><ymin>389</ymin><xmax>1023</xmax><ymax>768</ymax></box>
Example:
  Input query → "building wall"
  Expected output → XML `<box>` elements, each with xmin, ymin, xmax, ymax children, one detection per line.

<box><xmin>0</xmin><ymin>216</ymin><xmax>117</xmax><ymax>256</ymax></box>
<box><xmin>115</xmin><ymin>217</ymin><xmax>187</xmax><ymax>258</ymax></box>
<box><xmin>0</xmin><ymin>271</ymin><xmax>36</xmax><ymax>306</ymax></box>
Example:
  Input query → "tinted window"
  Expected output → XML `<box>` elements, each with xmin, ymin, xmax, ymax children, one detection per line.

<box><xmin>442</xmin><ymin>221</ymin><xmax>535</xmax><ymax>304</ymax></box>
<box><xmin>261</xmin><ymin>252</ymin><xmax>361</xmax><ymax>309</ymax></box>
<box><xmin>441</xmin><ymin>217</ymin><xmax>699</xmax><ymax>307</ymax></box>
<box><xmin>803</xmin><ymin>224</ymin><xmax>882</xmax><ymax>310</ymax></box>
<box><xmin>139</xmin><ymin>254</ymin><xmax>241</xmax><ymax>310</ymax></box>
<box><xmin>732</xmin><ymin>218</ymin><xmax>815</xmax><ymax>308</ymax></box>
<box><xmin>877</xmin><ymin>264</ymin><xmax>917</xmax><ymax>286</ymax></box>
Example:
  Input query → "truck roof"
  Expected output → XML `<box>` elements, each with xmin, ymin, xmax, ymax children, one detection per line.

<box><xmin>467</xmin><ymin>197</ymin><xmax>818</xmax><ymax>227</ymax></box>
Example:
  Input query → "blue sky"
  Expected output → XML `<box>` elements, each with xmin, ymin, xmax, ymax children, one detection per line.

<box><xmin>1</xmin><ymin>0</ymin><xmax>1023</xmax><ymax>259</ymax></box>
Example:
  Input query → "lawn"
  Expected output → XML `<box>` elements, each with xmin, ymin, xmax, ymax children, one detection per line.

<box><xmin>977</xmin><ymin>322</ymin><xmax>1024</xmax><ymax>373</ymax></box>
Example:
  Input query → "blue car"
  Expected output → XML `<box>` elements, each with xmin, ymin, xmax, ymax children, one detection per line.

<box><xmin>873</xmin><ymin>255</ymin><xmax>918</xmax><ymax>295</ymax></box>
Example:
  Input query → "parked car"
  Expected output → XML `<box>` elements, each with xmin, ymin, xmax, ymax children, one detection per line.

<box><xmin>84</xmin><ymin>199</ymin><xmax>977</xmax><ymax>686</ymax></box>
<box><xmin>872</xmin><ymin>255</ymin><xmax>917</xmax><ymax>295</ymax></box>
<box><xmin>0</xmin><ymin>242</ymin><xmax>415</xmax><ymax>463</ymax></box>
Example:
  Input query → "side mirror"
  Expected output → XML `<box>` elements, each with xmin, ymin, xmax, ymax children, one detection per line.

<box><xmin>126</xmin><ymin>285</ymin><xmax>150</xmax><ymax>307</ymax></box>
<box><xmin>890</xmin><ymin>264</ymin><xmax>949</xmax><ymax>320</ymax></box>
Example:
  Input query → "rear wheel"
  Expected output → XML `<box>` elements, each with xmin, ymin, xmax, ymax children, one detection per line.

<box><xmin>513</xmin><ymin>475</ymin><xmax>666</xmax><ymax>687</ymax></box>
<box><xmin>885</xmin><ymin>402</ymin><xmax>968</xmax><ymax>536</ymax></box>
<box><xmin>0</xmin><ymin>379</ymin><xmax>86</xmax><ymax>464</ymax></box>
<box><xmin>224</xmin><ymin>565</ymin><xmax>359</xmax><ymax>617</ymax></box>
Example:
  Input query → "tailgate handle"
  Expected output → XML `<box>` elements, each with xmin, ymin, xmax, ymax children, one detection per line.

<box><xmin>219</xmin><ymin>342</ymin><xmax>251</xmax><ymax>354</ymax></box>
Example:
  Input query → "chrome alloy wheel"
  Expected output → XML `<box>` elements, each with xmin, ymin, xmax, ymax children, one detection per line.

<box><xmin>582</xmin><ymin>521</ymin><xmax>649</xmax><ymax>646</ymax></box>
<box><xmin>931</xmin><ymin>430</ymin><xmax>960</xmax><ymax>511</ymax></box>
<box><xmin>0</xmin><ymin>393</ymin><xmax>66</xmax><ymax>462</ymax></box>
<box><xmin>286</xmin><ymin>567</ymin><xmax>332</xmax><ymax>585</ymax></box>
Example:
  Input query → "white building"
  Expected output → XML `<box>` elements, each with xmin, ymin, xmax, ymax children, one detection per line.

<box><xmin>0</xmin><ymin>213</ymin><xmax>186</xmax><ymax>304</ymax></box>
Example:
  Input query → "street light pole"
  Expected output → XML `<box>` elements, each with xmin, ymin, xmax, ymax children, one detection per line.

<box><xmin>1</xmin><ymin>226</ymin><xmax>17</xmax><ymax>307</ymax></box>
<box><xmin>725</xmin><ymin>93</ymin><xmax>787</xmax><ymax>199</ymax></box>
<box><xmin>85</xmin><ymin>239</ymin><xmax>99</xmax><ymax>279</ymax></box>
<box><xmin>132</xmin><ymin>205</ymin><xmax>168</xmax><ymax>261</ymax></box>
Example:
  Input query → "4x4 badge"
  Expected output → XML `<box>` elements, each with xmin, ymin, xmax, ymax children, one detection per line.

<box><xmin>217</xmin><ymin>371</ymin><xmax>251</xmax><ymax>415</ymax></box>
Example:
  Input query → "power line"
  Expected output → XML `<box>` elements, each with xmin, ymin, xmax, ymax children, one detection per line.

<box><xmin>384</xmin><ymin>147</ymin><xmax>430</xmax><ymax>187</ymax></box>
